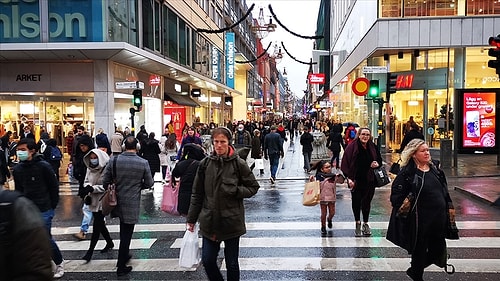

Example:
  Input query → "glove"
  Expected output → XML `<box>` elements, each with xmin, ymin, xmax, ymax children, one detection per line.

<box><xmin>264</xmin><ymin>154</ymin><xmax>268</xmax><ymax>160</ymax></box>
<box><xmin>84</xmin><ymin>185</ymin><xmax>94</xmax><ymax>195</ymax></box>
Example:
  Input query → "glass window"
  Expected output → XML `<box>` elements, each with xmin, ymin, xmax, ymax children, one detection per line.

<box><xmin>168</xmin><ymin>9</ymin><xmax>178</xmax><ymax>61</ymax></box>
<box><xmin>467</xmin><ymin>0</ymin><xmax>500</xmax><ymax>15</ymax></box>
<box><xmin>404</xmin><ymin>0</ymin><xmax>457</xmax><ymax>17</ymax></box>
<box><xmin>154</xmin><ymin>1</ymin><xmax>160</xmax><ymax>52</ymax></box>
<box><xmin>142</xmin><ymin>0</ymin><xmax>154</xmax><ymax>50</ymax></box>
<box><xmin>381</xmin><ymin>0</ymin><xmax>402</xmax><ymax>18</ymax></box>
<box><xmin>179</xmin><ymin>21</ymin><xmax>186</xmax><ymax>65</ymax></box>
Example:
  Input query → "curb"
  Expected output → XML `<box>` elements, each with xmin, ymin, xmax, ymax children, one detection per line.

<box><xmin>454</xmin><ymin>186</ymin><xmax>500</xmax><ymax>208</ymax></box>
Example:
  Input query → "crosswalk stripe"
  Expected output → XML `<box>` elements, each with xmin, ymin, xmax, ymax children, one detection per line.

<box><xmin>51</xmin><ymin>221</ymin><xmax>500</xmax><ymax>235</ymax></box>
<box><xmin>60</xmin><ymin>258</ymin><xmax>500</xmax><ymax>273</ymax></box>
<box><xmin>170</xmin><ymin>236</ymin><xmax>500</xmax><ymax>249</ymax></box>
<box><xmin>57</xmin><ymin>239</ymin><xmax>156</xmax><ymax>251</ymax></box>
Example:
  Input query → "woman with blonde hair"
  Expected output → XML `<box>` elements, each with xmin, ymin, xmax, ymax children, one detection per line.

<box><xmin>386</xmin><ymin>138</ymin><xmax>456</xmax><ymax>281</ymax></box>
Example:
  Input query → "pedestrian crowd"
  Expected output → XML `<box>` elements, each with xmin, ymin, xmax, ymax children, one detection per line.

<box><xmin>0</xmin><ymin>116</ymin><xmax>455</xmax><ymax>281</ymax></box>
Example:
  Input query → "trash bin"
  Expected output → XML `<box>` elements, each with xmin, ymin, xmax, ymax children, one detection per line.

<box><xmin>439</xmin><ymin>139</ymin><xmax>452</xmax><ymax>168</ymax></box>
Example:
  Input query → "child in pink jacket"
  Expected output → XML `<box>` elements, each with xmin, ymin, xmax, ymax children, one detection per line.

<box><xmin>310</xmin><ymin>160</ymin><xmax>344</xmax><ymax>234</ymax></box>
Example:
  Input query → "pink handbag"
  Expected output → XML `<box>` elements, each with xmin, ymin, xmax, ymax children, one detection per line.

<box><xmin>161</xmin><ymin>180</ymin><xmax>180</xmax><ymax>216</ymax></box>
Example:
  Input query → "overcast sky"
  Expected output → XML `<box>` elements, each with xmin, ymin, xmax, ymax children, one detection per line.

<box><xmin>247</xmin><ymin>0</ymin><xmax>321</xmax><ymax>99</ymax></box>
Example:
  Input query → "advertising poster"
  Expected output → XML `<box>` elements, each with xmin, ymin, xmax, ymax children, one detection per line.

<box><xmin>462</xmin><ymin>91</ymin><xmax>496</xmax><ymax>148</ymax></box>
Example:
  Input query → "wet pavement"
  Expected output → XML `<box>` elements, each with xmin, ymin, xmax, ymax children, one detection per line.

<box><xmin>57</xmin><ymin>137</ymin><xmax>500</xmax><ymax>207</ymax></box>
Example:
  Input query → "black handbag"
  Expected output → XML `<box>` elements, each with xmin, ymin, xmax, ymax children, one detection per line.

<box><xmin>446</xmin><ymin>215</ymin><xmax>459</xmax><ymax>240</ymax></box>
<box><xmin>389</xmin><ymin>159</ymin><xmax>401</xmax><ymax>175</ymax></box>
<box><xmin>373</xmin><ymin>166</ymin><xmax>390</xmax><ymax>187</ymax></box>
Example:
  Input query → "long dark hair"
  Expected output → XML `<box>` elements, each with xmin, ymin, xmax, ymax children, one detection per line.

<box><xmin>165</xmin><ymin>134</ymin><xmax>177</xmax><ymax>149</ymax></box>
<box><xmin>310</xmin><ymin>160</ymin><xmax>329</xmax><ymax>175</ymax></box>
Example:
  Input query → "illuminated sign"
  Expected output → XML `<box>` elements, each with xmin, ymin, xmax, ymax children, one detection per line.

<box><xmin>225</xmin><ymin>32</ymin><xmax>235</xmax><ymax>89</ymax></box>
<box><xmin>462</xmin><ymin>91</ymin><xmax>496</xmax><ymax>148</ymax></box>
<box><xmin>149</xmin><ymin>75</ymin><xmax>160</xmax><ymax>86</ymax></box>
<box><xmin>308</xmin><ymin>73</ymin><xmax>325</xmax><ymax>84</ymax></box>
<box><xmin>0</xmin><ymin>0</ymin><xmax>103</xmax><ymax>43</ymax></box>
<box><xmin>211</xmin><ymin>46</ymin><xmax>220</xmax><ymax>82</ymax></box>
<box><xmin>395</xmin><ymin>74</ymin><xmax>414</xmax><ymax>89</ymax></box>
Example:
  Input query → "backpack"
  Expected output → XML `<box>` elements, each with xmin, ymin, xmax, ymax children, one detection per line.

<box><xmin>349</xmin><ymin>129</ymin><xmax>356</xmax><ymax>139</ymax></box>
<box><xmin>48</xmin><ymin>146</ymin><xmax>62</xmax><ymax>161</ymax></box>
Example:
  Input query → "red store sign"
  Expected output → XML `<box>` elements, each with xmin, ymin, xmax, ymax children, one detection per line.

<box><xmin>308</xmin><ymin>73</ymin><xmax>325</xmax><ymax>84</ymax></box>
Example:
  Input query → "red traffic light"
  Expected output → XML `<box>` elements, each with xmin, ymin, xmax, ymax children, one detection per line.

<box><xmin>489</xmin><ymin>35</ymin><xmax>500</xmax><ymax>48</ymax></box>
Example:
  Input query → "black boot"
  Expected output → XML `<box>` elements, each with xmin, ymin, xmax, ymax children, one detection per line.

<box><xmin>82</xmin><ymin>251</ymin><xmax>93</xmax><ymax>263</ymax></box>
<box><xmin>100</xmin><ymin>241</ymin><xmax>114</xmax><ymax>253</ymax></box>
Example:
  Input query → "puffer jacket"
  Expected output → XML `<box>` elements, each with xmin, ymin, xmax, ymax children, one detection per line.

<box><xmin>83</xmin><ymin>148</ymin><xmax>110</xmax><ymax>212</ymax></box>
<box><xmin>12</xmin><ymin>154</ymin><xmax>59</xmax><ymax>212</ymax></box>
<box><xmin>187</xmin><ymin>147</ymin><xmax>260</xmax><ymax>241</ymax></box>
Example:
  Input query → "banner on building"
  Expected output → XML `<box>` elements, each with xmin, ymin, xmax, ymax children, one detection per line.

<box><xmin>225</xmin><ymin>32</ymin><xmax>235</xmax><ymax>89</ymax></box>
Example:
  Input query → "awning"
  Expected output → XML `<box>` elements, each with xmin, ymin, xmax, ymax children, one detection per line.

<box><xmin>164</xmin><ymin>93</ymin><xmax>200</xmax><ymax>107</ymax></box>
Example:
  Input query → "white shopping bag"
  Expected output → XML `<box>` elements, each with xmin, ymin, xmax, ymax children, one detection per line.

<box><xmin>179</xmin><ymin>223</ymin><xmax>201</xmax><ymax>268</ymax></box>
<box><xmin>255</xmin><ymin>159</ymin><xmax>264</xmax><ymax>170</ymax></box>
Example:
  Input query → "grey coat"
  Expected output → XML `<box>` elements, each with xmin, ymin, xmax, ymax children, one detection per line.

<box><xmin>101</xmin><ymin>152</ymin><xmax>154</xmax><ymax>224</ymax></box>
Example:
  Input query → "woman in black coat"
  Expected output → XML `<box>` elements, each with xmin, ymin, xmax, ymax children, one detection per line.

<box><xmin>386</xmin><ymin>138</ymin><xmax>455</xmax><ymax>281</ymax></box>
<box><xmin>171</xmin><ymin>143</ymin><xmax>206</xmax><ymax>215</ymax></box>
<box><xmin>326</xmin><ymin>123</ymin><xmax>344</xmax><ymax>168</ymax></box>
<box><xmin>139</xmin><ymin>132</ymin><xmax>161</xmax><ymax>179</ymax></box>
<box><xmin>249</xmin><ymin>129</ymin><xmax>264</xmax><ymax>175</ymax></box>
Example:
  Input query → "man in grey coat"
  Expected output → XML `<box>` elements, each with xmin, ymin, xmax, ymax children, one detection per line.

<box><xmin>102</xmin><ymin>136</ymin><xmax>154</xmax><ymax>276</ymax></box>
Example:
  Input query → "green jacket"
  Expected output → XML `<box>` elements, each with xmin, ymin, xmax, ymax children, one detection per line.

<box><xmin>187</xmin><ymin>147</ymin><xmax>260</xmax><ymax>241</ymax></box>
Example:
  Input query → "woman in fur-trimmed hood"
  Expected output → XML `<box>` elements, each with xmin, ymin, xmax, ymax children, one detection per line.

<box><xmin>80</xmin><ymin>148</ymin><xmax>114</xmax><ymax>262</ymax></box>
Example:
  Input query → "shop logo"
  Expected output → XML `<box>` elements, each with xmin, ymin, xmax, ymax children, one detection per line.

<box><xmin>395</xmin><ymin>74</ymin><xmax>414</xmax><ymax>89</ymax></box>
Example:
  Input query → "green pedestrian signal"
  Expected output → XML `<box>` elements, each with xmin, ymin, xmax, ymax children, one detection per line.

<box><xmin>132</xmin><ymin>89</ymin><xmax>143</xmax><ymax>108</ymax></box>
<box><xmin>368</xmin><ymin>80</ymin><xmax>380</xmax><ymax>98</ymax></box>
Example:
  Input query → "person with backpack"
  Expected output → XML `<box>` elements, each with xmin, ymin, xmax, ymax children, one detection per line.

<box><xmin>344</xmin><ymin>123</ymin><xmax>357</xmax><ymax>146</ymax></box>
<box><xmin>0</xmin><ymin>189</ymin><xmax>53</xmax><ymax>280</ymax></box>
<box><xmin>38</xmin><ymin>132</ymin><xmax>63</xmax><ymax>180</ymax></box>
<box><xmin>12</xmin><ymin>137</ymin><xmax>65</xmax><ymax>279</ymax></box>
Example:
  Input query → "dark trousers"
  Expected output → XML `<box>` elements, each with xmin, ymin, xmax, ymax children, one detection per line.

<box><xmin>351</xmin><ymin>184</ymin><xmax>375</xmax><ymax>222</ymax></box>
<box><xmin>87</xmin><ymin>211</ymin><xmax>113</xmax><ymax>254</ymax></box>
<box><xmin>202</xmin><ymin>236</ymin><xmax>240</xmax><ymax>281</ymax></box>
<box><xmin>117</xmin><ymin>222</ymin><xmax>135</xmax><ymax>268</ymax></box>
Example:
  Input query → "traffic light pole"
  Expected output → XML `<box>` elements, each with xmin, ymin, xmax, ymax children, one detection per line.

<box><xmin>129</xmin><ymin>107</ymin><xmax>139</xmax><ymax>137</ymax></box>
<box><xmin>373</xmin><ymin>98</ymin><xmax>386</xmax><ymax>152</ymax></box>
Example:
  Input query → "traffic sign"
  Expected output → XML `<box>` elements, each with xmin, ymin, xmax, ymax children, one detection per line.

<box><xmin>115</xmin><ymin>81</ymin><xmax>145</xmax><ymax>90</ymax></box>
<box><xmin>362</xmin><ymin>66</ymin><xmax>388</xmax><ymax>74</ymax></box>
<box><xmin>352</xmin><ymin>77</ymin><xmax>369</xmax><ymax>96</ymax></box>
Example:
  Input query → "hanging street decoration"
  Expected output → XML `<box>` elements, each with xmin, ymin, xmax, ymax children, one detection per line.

<box><xmin>281</xmin><ymin>42</ymin><xmax>317</xmax><ymax>65</ymax></box>
<box><xmin>197</xmin><ymin>4</ymin><xmax>255</xmax><ymax>33</ymax></box>
<box><xmin>235</xmin><ymin>42</ymin><xmax>272</xmax><ymax>64</ymax></box>
<box><xmin>268</xmin><ymin>5</ymin><xmax>323</xmax><ymax>40</ymax></box>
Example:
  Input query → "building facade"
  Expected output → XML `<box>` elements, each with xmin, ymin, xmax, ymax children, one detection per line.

<box><xmin>0</xmin><ymin>0</ymin><xmax>258</xmax><ymax>145</ymax></box>
<box><xmin>324</xmin><ymin>0</ymin><xmax>500</xmax><ymax>151</ymax></box>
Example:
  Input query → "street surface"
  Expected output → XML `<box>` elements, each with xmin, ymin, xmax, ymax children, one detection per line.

<box><xmin>50</xmin><ymin>140</ymin><xmax>500</xmax><ymax>280</ymax></box>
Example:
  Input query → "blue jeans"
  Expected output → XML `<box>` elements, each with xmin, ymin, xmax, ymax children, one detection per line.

<box><xmin>41</xmin><ymin>209</ymin><xmax>64</xmax><ymax>265</ymax></box>
<box><xmin>269</xmin><ymin>153</ymin><xmax>280</xmax><ymax>179</ymax></box>
<box><xmin>81</xmin><ymin>203</ymin><xmax>93</xmax><ymax>233</ymax></box>
<box><xmin>303</xmin><ymin>151</ymin><xmax>312</xmax><ymax>171</ymax></box>
<box><xmin>202</xmin><ymin>236</ymin><xmax>240</xmax><ymax>281</ymax></box>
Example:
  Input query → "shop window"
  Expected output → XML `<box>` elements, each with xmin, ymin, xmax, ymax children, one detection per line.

<box><xmin>403</xmin><ymin>0</ymin><xmax>457</xmax><ymax>17</ymax></box>
<box><xmin>381</xmin><ymin>0</ymin><xmax>402</xmax><ymax>18</ymax></box>
<box><xmin>467</xmin><ymin>0</ymin><xmax>500</xmax><ymax>15</ymax></box>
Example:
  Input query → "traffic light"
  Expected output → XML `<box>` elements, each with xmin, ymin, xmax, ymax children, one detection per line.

<box><xmin>368</xmin><ymin>80</ymin><xmax>380</xmax><ymax>99</ymax></box>
<box><xmin>488</xmin><ymin>35</ymin><xmax>500</xmax><ymax>75</ymax></box>
<box><xmin>132</xmin><ymin>89</ymin><xmax>142</xmax><ymax>108</ymax></box>
<box><xmin>386</xmin><ymin>72</ymin><xmax>397</xmax><ymax>102</ymax></box>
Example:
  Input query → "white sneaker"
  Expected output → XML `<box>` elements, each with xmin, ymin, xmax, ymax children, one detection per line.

<box><xmin>53</xmin><ymin>261</ymin><xmax>64</xmax><ymax>279</ymax></box>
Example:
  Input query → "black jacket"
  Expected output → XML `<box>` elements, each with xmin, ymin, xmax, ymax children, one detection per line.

<box><xmin>300</xmin><ymin>131</ymin><xmax>314</xmax><ymax>153</ymax></box>
<box><xmin>263</xmin><ymin>132</ymin><xmax>283</xmax><ymax>156</ymax></box>
<box><xmin>172</xmin><ymin>158</ymin><xmax>200</xmax><ymax>215</ymax></box>
<box><xmin>12</xmin><ymin>154</ymin><xmax>59</xmax><ymax>212</ymax></box>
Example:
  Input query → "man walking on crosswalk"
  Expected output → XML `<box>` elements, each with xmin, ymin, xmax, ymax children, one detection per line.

<box><xmin>263</xmin><ymin>125</ymin><xmax>283</xmax><ymax>184</ymax></box>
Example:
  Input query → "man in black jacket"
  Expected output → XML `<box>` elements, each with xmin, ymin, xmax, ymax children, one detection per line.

<box><xmin>263</xmin><ymin>125</ymin><xmax>283</xmax><ymax>184</ymax></box>
<box><xmin>12</xmin><ymin>137</ymin><xmax>65</xmax><ymax>279</ymax></box>
<box><xmin>0</xmin><ymin>189</ymin><xmax>52</xmax><ymax>281</ymax></box>
<box><xmin>300</xmin><ymin>125</ymin><xmax>314</xmax><ymax>173</ymax></box>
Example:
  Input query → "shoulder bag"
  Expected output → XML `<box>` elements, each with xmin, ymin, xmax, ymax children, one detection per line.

<box><xmin>100</xmin><ymin>157</ymin><xmax>117</xmax><ymax>216</ymax></box>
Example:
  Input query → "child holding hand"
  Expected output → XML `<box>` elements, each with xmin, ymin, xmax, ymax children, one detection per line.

<box><xmin>309</xmin><ymin>160</ymin><xmax>345</xmax><ymax>234</ymax></box>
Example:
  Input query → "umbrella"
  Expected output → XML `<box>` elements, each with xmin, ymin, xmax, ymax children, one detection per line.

<box><xmin>342</xmin><ymin>122</ymin><xmax>360</xmax><ymax>127</ymax></box>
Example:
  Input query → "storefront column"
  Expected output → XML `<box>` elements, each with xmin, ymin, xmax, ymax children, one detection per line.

<box><xmin>93</xmin><ymin>60</ymin><xmax>115</xmax><ymax>137</ymax></box>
